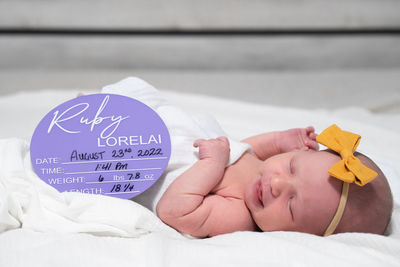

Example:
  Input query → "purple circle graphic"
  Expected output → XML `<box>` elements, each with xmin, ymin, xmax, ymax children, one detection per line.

<box><xmin>30</xmin><ymin>93</ymin><xmax>171</xmax><ymax>199</ymax></box>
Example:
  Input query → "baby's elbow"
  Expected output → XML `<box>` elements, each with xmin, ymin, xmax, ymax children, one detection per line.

<box><xmin>156</xmin><ymin>201</ymin><xmax>181</xmax><ymax>231</ymax></box>
<box><xmin>156</xmin><ymin>203</ymin><xmax>209</xmax><ymax>238</ymax></box>
<box><xmin>156</xmin><ymin>201</ymin><xmax>173</xmax><ymax>225</ymax></box>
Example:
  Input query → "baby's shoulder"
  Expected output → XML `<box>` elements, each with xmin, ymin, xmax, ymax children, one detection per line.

<box><xmin>212</xmin><ymin>152</ymin><xmax>259</xmax><ymax>197</ymax></box>
<box><xmin>202</xmin><ymin>195</ymin><xmax>257</xmax><ymax>236</ymax></box>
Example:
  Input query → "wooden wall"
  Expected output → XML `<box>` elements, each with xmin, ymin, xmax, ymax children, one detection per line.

<box><xmin>1</xmin><ymin>0</ymin><xmax>400</xmax><ymax>113</ymax></box>
<box><xmin>1</xmin><ymin>0</ymin><xmax>400</xmax><ymax>71</ymax></box>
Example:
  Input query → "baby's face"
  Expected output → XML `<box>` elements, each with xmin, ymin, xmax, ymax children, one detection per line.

<box><xmin>244</xmin><ymin>150</ymin><xmax>343</xmax><ymax>235</ymax></box>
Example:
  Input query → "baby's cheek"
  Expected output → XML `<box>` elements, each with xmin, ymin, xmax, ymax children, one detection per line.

<box><xmin>253</xmin><ymin>207</ymin><xmax>291</xmax><ymax>232</ymax></box>
<box><xmin>234</xmin><ymin>207</ymin><xmax>258</xmax><ymax>231</ymax></box>
<box><xmin>251</xmin><ymin>209</ymin><xmax>271</xmax><ymax>231</ymax></box>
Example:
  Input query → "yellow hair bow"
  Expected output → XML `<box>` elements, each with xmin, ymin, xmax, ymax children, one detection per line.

<box><xmin>316</xmin><ymin>124</ymin><xmax>377</xmax><ymax>186</ymax></box>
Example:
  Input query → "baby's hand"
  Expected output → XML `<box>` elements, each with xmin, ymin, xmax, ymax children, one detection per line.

<box><xmin>76</xmin><ymin>93</ymin><xmax>84</xmax><ymax>98</ymax></box>
<box><xmin>278</xmin><ymin>126</ymin><xmax>319</xmax><ymax>153</ymax></box>
<box><xmin>193</xmin><ymin>137</ymin><xmax>230</xmax><ymax>165</ymax></box>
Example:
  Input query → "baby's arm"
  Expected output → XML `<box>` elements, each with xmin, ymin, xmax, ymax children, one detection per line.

<box><xmin>157</xmin><ymin>137</ymin><xmax>252</xmax><ymax>237</ymax></box>
<box><xmin>242</xmin><ymin>126</ymin><xmax>318</xmax><ymax>160</ymax></box>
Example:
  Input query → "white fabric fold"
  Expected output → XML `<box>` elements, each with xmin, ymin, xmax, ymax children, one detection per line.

<box><xmin>0</xmin><ymin>138</ymin><xmax>179</xmax><ymax>238</ymax></box>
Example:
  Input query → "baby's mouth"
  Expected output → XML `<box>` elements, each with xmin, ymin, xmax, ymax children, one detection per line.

<box><xmin>257</xmin><ymin>181</ymin><xmax>264</xmax><ymax>207</ymax></box>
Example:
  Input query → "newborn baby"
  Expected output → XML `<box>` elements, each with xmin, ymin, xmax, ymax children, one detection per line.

<box><xmin>157</xmin><ymin>128</ymin><xmax>393</xmax><ymax>237</ymax></box>
<box><xmin>97</xmin><ymin>77</ymin><xmax>393</xmax><ymax>238</ymax></box>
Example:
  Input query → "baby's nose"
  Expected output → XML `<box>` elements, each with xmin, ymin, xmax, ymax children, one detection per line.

<box><xmin>270</xmin><ymin>176</ymin><xmax>295</xmax><ymax>198</ymax></box>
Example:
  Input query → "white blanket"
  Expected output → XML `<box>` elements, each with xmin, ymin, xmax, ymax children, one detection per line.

<box><xmin>0</xmin><ymin>87</ymin><xmax>400</xmax><ymax>267</ymax></box>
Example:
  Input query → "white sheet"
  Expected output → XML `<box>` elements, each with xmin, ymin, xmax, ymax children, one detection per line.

<box><xmin>0</xmin><ymin>87</ymin><xmax>400</xmax><ymax>267</ymax></box>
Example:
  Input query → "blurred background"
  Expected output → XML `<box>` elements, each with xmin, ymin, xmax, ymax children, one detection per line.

<box><xmin>0</xmin><ymin>0</ymin><xmax>400</xmax><ymax>113</ymax></box>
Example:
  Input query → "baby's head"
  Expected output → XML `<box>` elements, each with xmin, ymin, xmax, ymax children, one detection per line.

<box><xmin>332</xmin><ymin>151</ymin><xmax>393</xmax><ymax>235</ymax></box>
<box><xmin>244</xmin><ymin>149</ymin><xmax>393</xmax><ymax>236</ymax></box>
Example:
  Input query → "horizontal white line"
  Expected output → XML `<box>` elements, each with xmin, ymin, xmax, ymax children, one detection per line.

<box><xmin>61</xmin><ymin>157</ymin><xmax>168</xmax><ymax>165</ymax></box>
<box><xmin>105</xmin><ymin>191</ymin><xmax>140</xmax><ymax>195</ymax></box>
<box><xmin>65</xmin><ymin>167</ymin><xmax>161</xmax><ymax>175</ymax></box>
<box><xmin>86</xmin><ymin>178</ymin><xmax>155</xmax><ymax>184</ymax></box>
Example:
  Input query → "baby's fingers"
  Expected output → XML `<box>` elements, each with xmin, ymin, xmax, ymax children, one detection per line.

<box><xmin>309</xmin><ymin>132</ymin><xmax>317</xmax><ymax>141</ymax></box>
<box><xmin>193</xmin><ymin>138</ymin><xmax>209</xmax><ymax>147</ymax></box>
<box><xmin>193</xmin><ymin>139</ymin><xmax>205</xmax><ymax>148</ymax></box>
<box><xmin>306</xmin><ymin>140</ymin><xmax>319</xmax><ymax>151</ymax></box>
<box><xmin>305</xmin><ymin>126</ymin><xmax>317</xmax><ymax>139</ymax></box>
<box><xmin>216</xmin><ymin>136</ymin><xmax>229</xmax><ymax>145</ymax></box>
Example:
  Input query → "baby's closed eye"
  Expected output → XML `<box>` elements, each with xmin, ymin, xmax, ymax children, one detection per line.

<box><xmin>289</xmin><ymin>156</ymin><xmax>296</xmax><ymax>174</ymax></box>
<box><xmin>288</xmin><ymin>196</ymin><xmax>295</xmax><ymax>221</ymax></box>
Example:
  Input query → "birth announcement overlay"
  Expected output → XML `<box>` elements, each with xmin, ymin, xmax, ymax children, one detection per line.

<box><xmin>30</xmin><ymin>94</ymin><xmax>171</xmax><ymax>199</ymax></box>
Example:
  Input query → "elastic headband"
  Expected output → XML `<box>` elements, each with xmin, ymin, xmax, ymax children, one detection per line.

<box><xmin>323</xmin><ymin>182</ymin><xmax>349</xmax><ymax>236</ymax></box>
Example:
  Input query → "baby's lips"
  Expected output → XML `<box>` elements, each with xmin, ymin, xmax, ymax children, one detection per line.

<box><xmin>252</xmin><ymin>180</ymin><xmax>265</xmax><ymax>208</ymax></box>
<box><xmin>257</xmin><ymin>183</ymin><xmax>264</xmax><ymax>207</ymax></box>
<box><xmin>260</xmin><ymin>176</ymin><xmax>274</xmax><ymax>206</ymax></box>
